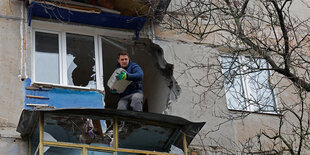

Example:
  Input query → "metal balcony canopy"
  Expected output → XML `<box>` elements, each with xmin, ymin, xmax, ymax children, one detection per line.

<box><xmin>17</xmin><ymin>108</ymin><xmax>205</xmax><ymax>151</ymax></box>
<box><xmin>28</xmin><ymin>1</ymin><xmax>146</xmax><ymax>39</ymax></box>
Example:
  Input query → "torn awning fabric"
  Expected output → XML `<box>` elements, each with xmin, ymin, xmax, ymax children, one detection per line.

<box><xmin>28</xmin><ymin>2</ymin><xmax>146</xmax><ymax>39</ymax></box>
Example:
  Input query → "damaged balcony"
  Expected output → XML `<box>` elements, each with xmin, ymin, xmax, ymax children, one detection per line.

<box><xmin>17</xmin><ymin>1</ymin><xmax>206</xmax><ymax>154</ymax></box>
<box><xmin>24</xmin><ymin>0</ymin><xmax>177</xmax><ymax>112</ymax></box>
<box><xmin>27</xmin><ymin>0</ymin><xmax>170</xmax><ymax>17</ymax></box>
<box><xmin>17</xmin><ymin>108</ymin><xmax>205</xmax><ymax>155</ymax></box>
<box><xmin>25</xmin><ymin>35</ymin><xmax>180</xmax><ymax>113</ymax></box>
<box><xmin>26</xmin><ymin>0</ymin><xmax>170</xmax><ymax>39</ymax></box>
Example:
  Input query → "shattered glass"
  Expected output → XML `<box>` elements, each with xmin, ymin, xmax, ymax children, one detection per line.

<box><xmin>117</xmin><ymin>119</ymin><xmax>175</xmax><ymax>152</ymax></box>
<box><xmin>43</xmin><ymin>113</ymin><xmax>113</xmax><ymax>147</ymax></box>
<box><xmin>44</xmin><ymin>147</ymin><xmax>81</xmax><ymax>155</ymax></box>
<box><xmin>66</xmin><ymin>33</ymin><xmax>96</xmax><ymax>88</ymax></box>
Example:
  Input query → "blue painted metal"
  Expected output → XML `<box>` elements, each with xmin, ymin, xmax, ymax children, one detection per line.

<box><xmin>24</xmin><ymin>78</ymin><xmax>104</xmax><ymax>109</ymax></box>
<box><xmin>28</xmin><ymin>2</ymin><xmax>146</xmax><ymax>39</ymax></box>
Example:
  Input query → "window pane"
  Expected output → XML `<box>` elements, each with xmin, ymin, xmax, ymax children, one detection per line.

<box><xmin>87</xmin><ymin>150</ymin><xmax>114</xmax><ymax>155</ymax></box>
<box><xmin>117</xmin><ymin>119</ymin><xmax>175</xmax><ymax>152</ymax></box>
<box><xmin>245</xmin><ymin>58</ymin><xmax>276</xmax><ymax>112</ymax></box>
<box><xmin>117</xmin><ymin>152</ymin><xmax>145</xmax><ymax>155</ymax></box>
<box><xmin>66</xmin><ymin>33</ymin><xmax>96</xmax><ymax>88</ymax></box>
<box><xmin>221</xmin><ymin>57</ymin><xmax>246</xmax><ymax>110</ymax></box>
<box><xmin>43</xmin><ymin>147</ymin><xmax>81</xmax><ymax>155</ymax></box>
<box><xmin>35</xmin><ymin>32</ymin><xmax>60</xmax><ymax>84</ymax></box>
<box><xmin>43</xmin><ymin>113</ymin><xmax>113</xmax><ymax>147</ymax></box>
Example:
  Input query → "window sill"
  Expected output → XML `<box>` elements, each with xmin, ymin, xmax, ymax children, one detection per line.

<box><xmin>227</xmin><ymin>109</ymin><xmax>282</xmax><ymax>116</ymax></box>
<box><xmin>32</xmin><ymin>82</ymin><xmax>104</xmax><ymax>94</ymax></box>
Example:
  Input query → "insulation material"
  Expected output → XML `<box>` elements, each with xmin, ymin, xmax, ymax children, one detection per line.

<box><xmin>107</xmin><ymin>68</ymin><xmax>131</xmax><ymax>93</ymax></box>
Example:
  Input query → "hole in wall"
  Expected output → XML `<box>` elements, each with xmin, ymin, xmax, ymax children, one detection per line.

<box><xmin>101</xmin><ymin>37</ymin><xmax>180</xmax><ymax>113</ymax></box>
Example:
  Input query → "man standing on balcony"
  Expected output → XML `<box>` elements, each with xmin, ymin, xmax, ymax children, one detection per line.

<box><xmin>112</xmin><ymin>51</ymin><xmax>144</xmax><ymax>111</ymax></box>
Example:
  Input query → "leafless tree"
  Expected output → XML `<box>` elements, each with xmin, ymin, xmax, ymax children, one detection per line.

<box><xmin>156</xmin><ymin>0</ymin><xmax>310</xmax><ymax>154</ymax></box>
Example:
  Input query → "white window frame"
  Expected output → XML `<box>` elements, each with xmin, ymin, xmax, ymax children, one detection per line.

<box><xmin>30</xmin><ymin>19</ymin><xmax>136</xmax><ymax>91</ymax></box>
<box><xmin>32</xmin><ymin>29</ymin><xmax>104</xmax><ymax>90</ymax></box>
<box><xmin>220</xmin><ymin>55</ymin><xmax>278</xmax><ymax>113</ymax></box>
<box><xmin>31</xmin><ymin>20</ymin><xmax>136</xmax><ymax>91</ymax></box>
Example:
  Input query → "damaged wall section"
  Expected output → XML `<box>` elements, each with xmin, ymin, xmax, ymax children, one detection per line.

<box><xmin>102</xmin><ymin>37</ymin><xmax>180</xmax><ymax>113</ymax></box>
<box><xmin>24</xmin><ymin>78</ymin><xmax>104</xmax><ymax>109</ymax></box>
<box><xmin>135</xmin><ymin>38</ymin><xmax>181</xmax><ymax>113</ymax></box>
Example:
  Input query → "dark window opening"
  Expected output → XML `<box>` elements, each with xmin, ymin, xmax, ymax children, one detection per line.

<box><xmin>101</xmin><ymin>37</ymin><xmax>179</xmax><ymax>113</ymax></box>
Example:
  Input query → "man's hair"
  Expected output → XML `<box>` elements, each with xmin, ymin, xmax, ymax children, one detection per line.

<box><xmin>118</xmin><ymin>51</ymin><xmax>129</xmax><ymax>59</ymax></box>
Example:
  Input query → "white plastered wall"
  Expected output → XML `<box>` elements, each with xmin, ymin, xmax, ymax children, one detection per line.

<box><xmin>155</xmin><ymin>39</ymin><xmax>285</xmax><ymax>151</ymax></box>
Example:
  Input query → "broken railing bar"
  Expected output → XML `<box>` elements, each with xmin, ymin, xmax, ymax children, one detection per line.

<box><xmin>26</xmin><ymin>95</ymin><xmax>49</xmax><ymax>99</ymax></box>
<box><xmin>34</xmin><ymin>144</ymin><xmax>39</xmax><ymax>155</ymax></box>
<box><xmin>26</xmin><ymin>86</ymin><xmax>51</xmax><ymax>91</ymax></box>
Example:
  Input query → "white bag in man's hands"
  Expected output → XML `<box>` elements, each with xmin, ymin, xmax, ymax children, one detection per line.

<box><xmin>107</xmin><ymin>68</ymin><xmax>132</xmax><ymax>93</ymax></box>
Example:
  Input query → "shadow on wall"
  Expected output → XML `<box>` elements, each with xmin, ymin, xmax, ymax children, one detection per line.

<box><xmin>102</xmin><ymin>37</ymin><xmax>180</xmax><ymax>113</ymax></box>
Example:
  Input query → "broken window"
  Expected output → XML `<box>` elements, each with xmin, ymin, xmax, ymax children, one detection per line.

<box><xmin>44</xmin><ymin>147</ymin><xmax>82</xmax><ymax>155</ymax></box>
<box><xmin>66</xmin><ymin>33</ymin><xmax>96</xmax><ymax>88</ymax></box>
<box><xmin>44</xmin><ymin>113</ymin><xmax>113</xmax><ymax>147</ymax></box>
<box><xmin>117</xmin><ymin>119</ymin><xmax>176</xmax><ymax>152</ymax></box>
<box><xmin>33</xmin><ymin>30</ymin><xmax>103</xmax><ymax>90</ymax></box>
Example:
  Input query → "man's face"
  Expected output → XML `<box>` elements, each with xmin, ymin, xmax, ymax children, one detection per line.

<box><xmin>118</xmin><ymin>55</ymin><xmax>129</xmax><ymax>68</ymax></box>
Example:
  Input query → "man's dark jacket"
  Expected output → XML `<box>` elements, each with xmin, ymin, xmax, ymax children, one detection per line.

<box><xmin>117</xmin><ymin>61</ymin><xmax>143</xmax><ymax>97</ymax></box>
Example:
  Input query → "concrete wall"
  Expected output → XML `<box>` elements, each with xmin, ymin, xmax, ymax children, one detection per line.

<box><xmin>153</xmin><ymin>37</ymin><xmax>308</xmax><ymax>152</ymax></box>
<box><xmin>152</xmin><ymin>39</ymin><xmax>259</xmax><ymax>150</ymax></box>
<box><xmin>0</xmin><ymin>0</ymin><xmax>27</xmax><ymax>154</ymax></box>
<box><xmin>154</xmin><ymin>40</ymin><xmax>239</xmax><ymax>148</ymax></box>
<box><xmin>1</xmin><ymin>0</ymin><xmax>309</xmax><ymax>154</ymax></box>
<box><xmin>151</xmin><ymin>0</ymin><xmax>310</xmax><ymax>153</ymax></box>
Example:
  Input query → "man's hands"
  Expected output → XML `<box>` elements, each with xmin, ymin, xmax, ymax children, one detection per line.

<box><xmin>117</xmin><ymin>71</ymin><xmax>127</xmax><ymax>80</ymax></box>
<box><xmin>111</xmin><ymin>71</ymin><xmax>127</xmax><ymax>95</ymax></box>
